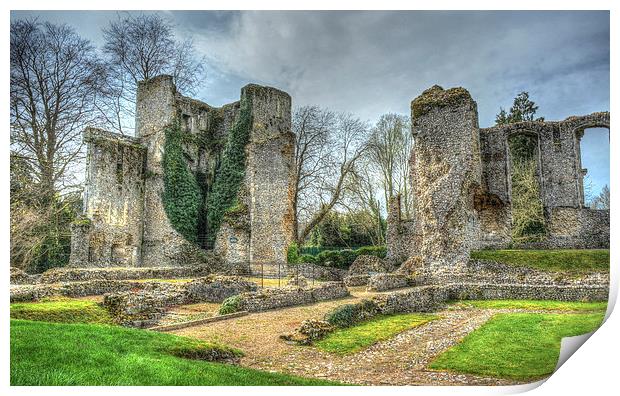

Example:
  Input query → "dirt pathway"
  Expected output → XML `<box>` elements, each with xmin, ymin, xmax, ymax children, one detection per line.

<box><xmin>170</xmin><ymin>291</ymin><xmax>575</xmax><ymax>386</ymax></box>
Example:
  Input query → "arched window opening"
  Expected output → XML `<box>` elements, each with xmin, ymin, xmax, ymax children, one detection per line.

<box><xmin>579</xmin><ymin>127</ymin><xmax>610</xmax><ymax>209</ymax></box>
<box><xmin>508</xmin><ymin>133</ymin><xmax>546</xmax><ymax>242</ymax></box>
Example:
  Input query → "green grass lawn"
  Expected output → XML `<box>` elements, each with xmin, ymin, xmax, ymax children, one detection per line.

<box><xmin>429</xmin><ymin>312</ymin><xmax>605</xmax><ymax>381</ymax></box>
<box><xmin>452</xmin><ymin>300</ymin><xmax>608</xmax><ymax>312</ymax></box>
<box><xmin>470</xmin><ymin>249</ymin><xmax>609</xmax><ymax>273</ymax></box>
<box><xmin>10</xmin><ymin>319</ymin><xmax>341</xmax><ymax>386</ymax></box>
<box><xmin>10</xmin><ymin>298</ymin><xmax>113</xmax><ymax>324</ymax></box>
<box><xmin>315</xmin><ymin>313</ymin><xmax>438</xmax><ymax>355</ymax></box>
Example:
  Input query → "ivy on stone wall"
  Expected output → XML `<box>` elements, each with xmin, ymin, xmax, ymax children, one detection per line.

<box><xmin>162</xmin><ymin>123</ymin><xmax>202</xmax><ymax>243</ymax></box>
<box><xmin>206</xmin><ymin>96</ymin><xmax>253</xmax><ymax>244</ymax></box>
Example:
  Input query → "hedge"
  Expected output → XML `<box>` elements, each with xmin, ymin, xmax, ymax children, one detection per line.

<box><xmin>287</xmin><ymin>244</ymin><xmax>386</xmax><ymax>269</ymax></box>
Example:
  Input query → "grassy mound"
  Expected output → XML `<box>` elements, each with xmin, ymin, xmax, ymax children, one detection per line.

<box><xmin>470</xmin><ymin>249</ymin><xmax>609</xmax><ymax>273</ymax></box>
<box><xmin>10</xmin><ymin>319</ymin><xmax>340</xmax><ymax>385</ymax></box>
<box><xmin>429</xmin><ymin>312</ymin><xmax>604</xmax><ymax>380</ymax></box>
<box><xmin>10</xmin><ymin>298</ymin><xmax>113</xmax><ymax>324</ymax></box>
<box><xmin>452</xmin><ymin>300</ymin><xmax>607</xmax><ymax>312</ymax></box>
<box><xmin>316</xmin><ymin>313</ymin><xmax>438</xmax><ymax>355</ymax></box>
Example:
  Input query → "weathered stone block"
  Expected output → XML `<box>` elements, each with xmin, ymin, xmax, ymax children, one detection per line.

<box><xmin>367</xmin><ymin>273</ymin><xmax>411</xmax><ymax>292</ymax></box>
<box><xmin>344</xmin><ymin>274</ymin><xmax>370</xmax><ymax>287</ymax></box>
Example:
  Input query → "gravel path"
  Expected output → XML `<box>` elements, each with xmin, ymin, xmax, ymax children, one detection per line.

<box><xmin>170</xmin><ymin>291</ymin><xmax>586</xmax><ymax>386</ymax></box>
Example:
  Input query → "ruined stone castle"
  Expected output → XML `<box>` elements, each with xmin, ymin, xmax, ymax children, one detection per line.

<box><xmin>387</xmin><ymin>86</ymin><xmax>610</xmax><ymax>268</ymax></box>
<box><xmin>69</xmin><ymin>77</ymin><xmax>609</xmax><ymax>272</ymax></box>
<box><xmin>70</xmin><ymin>75</ymin><xmax>295</xmax><ymax>268</ymax></box>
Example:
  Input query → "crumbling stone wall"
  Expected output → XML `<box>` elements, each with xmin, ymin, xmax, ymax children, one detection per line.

<box><xmin>408</xmin><ymin>86</ymin><xmax>482</xmax><ymax>269</ymax></box>
<box><xmin>70</xmin><ymin>128</ymin><xmax>146</xmax><ymax>267</ymax></box>
<box><xmin>70</xmin><ymin>75</ymin><xmax>295</xmax><ymax>269</ymax></box>
<box><xmin>385</xmin><ymin>195</ymin><xmax>419</xmax><ymax>265</ymax></box>
<box><xmin>387</xmin><ymin>85</ymin><xmax>609</xmax><ymax>270</ymax></box>
<box><xmin>214</xmin><ymin>84</ymin><xmax>295</xmax><ymax>268</ymax></box>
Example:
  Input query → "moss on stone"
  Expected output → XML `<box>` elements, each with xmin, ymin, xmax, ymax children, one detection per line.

<box><xmin>71</xmin><ymin>217</ymin><xmax>92</xmax><ymax>227</ymax></box>
<box><xmin>411</xmin><ymin>85</ymin><xmax>472</xmax><ymax>119</ymax></box>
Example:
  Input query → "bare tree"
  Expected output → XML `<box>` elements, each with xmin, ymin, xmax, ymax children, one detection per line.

<box><xmin>292</xmin><ymin>106</ymin><xmax>335</xmax><ymax>239</ymax></box>
<box><xmin>10</xmin><ymin>20</ymin><xmax>99</xmax><ymax>270</ymax></box>
<box><xmin>293</xmin><ymin>109</ymin><xmax>369</xmax><ymax>244</ymax></box>
<box><xmin>343</xmin><ymin>162</ymin><xmax>385</xmax><ymax>245</ymax></box>
<box><xmin>367</xmin><ymin>113</ymin><xmax>413</xmax><ymax>217</ymax></box>
<box><xmin>591</xmin><ymin>185</ymin><xmax>610</xmax><ymax>210</ymax></box>
<box><xmin>101</xmin><ymin>13</ymin><xmax>205</xmax><ymax>134</ymax></box>
<box><xmin>10</xmin><ymin>19</ymin><xmax>103</xmax><ymax>198</ymax></box>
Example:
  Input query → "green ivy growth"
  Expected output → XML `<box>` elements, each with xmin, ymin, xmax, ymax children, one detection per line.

<box><xmin>162</xmin><ymin>123</ymin><xmax>202</xmax><ymax>243</ymax></box>
<box><xmin>206</xmin><ymin>96</ymin><xmax>253</xmax><ymax>244</ymax></box>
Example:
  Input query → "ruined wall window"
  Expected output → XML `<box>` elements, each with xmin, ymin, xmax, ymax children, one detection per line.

<box><xmin>182</xmin><ymin>114</ymin><xmax>191</xmax><ymax>132</ymax></box>
<box><xmin>579</xmin><ymin>127</ymin><xmax>610</xmax><ymax>208</ymax></box>
<box><xmin>508</xmin><ymin>133</ymin><xmax>546</xmax><ymax>241</ymax></box>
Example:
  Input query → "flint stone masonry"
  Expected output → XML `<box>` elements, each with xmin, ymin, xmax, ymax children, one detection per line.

<box><xmin>372</xmin><ymin>283</ymin><xmax>608</xmax><ymax>315</ymax></box>
<box><xmin>348</xmin><ymin>255</ymin><xmax>393</xmax><ymax>276</ymax></box>
<box><xmin>409</xmin><ymin>86</ymin><xmax>482</xmax><ymax>269</ymax></box>
<box><xmin>101</xmin><ymin>276</ymin><xmax>257</xmax><ymax>327</ymax></box>
<box><xmin>38</xmin><ymin>266</ymin><xmax>212</xmax><ymax>284</ymax></box>
<box><xmin>71</xmin><ymin>74</ymin><xmax>295</xmax><ymax>269</ymax></box>
<box><xmin>289</xmin><ymin>263</ymin><xmax>346</xmax><ymax>281</ymax></box>
<box><xmin>367</xmin><ymin>273</ymin><xmax>412</xmax><ymax>292</ymax></box>
<box><xmin>9</xmin><ymin>275</ymin><xmax>256</xmax><ymax>304</ymax></box>
<box><xmin>10</xmin><ymin>267</ymin><xmax>39</xmax><ymax>284</ymax></box>
<box><xmin>235</xmin><ymin>281</ymin><xmax>350</xmax><ymax>312</ymax></box>
<box><xmin>10</xmin><ymin>280</ymin><xmax>166</xmax><ymax>302</ymax></box>
<box><xmin>184</xmin><ymin>276</ymin><xmax>258</xmax><ymax>303</ymax></box>
<box><xmin>387</xmin><ymin>85</ymin><xmax>609</xmax><ymax>270</ymax></box>
<box><xmin>521</xmin><ymin>208</ymin><xmax>610</xmax><ymax>249</ymax></box>
<box><xmin>344</xmin><ymin>274</ymin><xmax>371</xmax><ymax>287</ymax></box>
<box><xmin>411</xmin><ymin>259</ymin><xmax>609</xmax><ymax>287</ymax></box>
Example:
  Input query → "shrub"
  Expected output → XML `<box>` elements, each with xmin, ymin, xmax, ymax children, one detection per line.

<box><xmin>165</xmin><ymin>340</ymin><xmax>243</xmax><ymax>362</ymax></box>
<box><xmin>299</xmin><ymin>254</ymin><xmax>317</xmax><ymax>264</ymax></box>
<box><xmin>219</xmin><ymin>295</ymin><xmax>242</xmax><ymax>315</ymax></box>
<box><xmin>287</xmin><ymin>242</ymin><xmax>300</xmax><ymax>263</ymax></box>
<box><xmin>324</xmin><ymin>299</ymin><xmax>379</xmax><ymax>328</ymax></box>
<box><xmin>288</xmin><ymin>245</ymin><xmax>387</xmax><ymax>269</ymax></box>
<box><xmin>356</xmin><ymin>246</ymin><xmax>387</xmax><ymax>258</ymax></box>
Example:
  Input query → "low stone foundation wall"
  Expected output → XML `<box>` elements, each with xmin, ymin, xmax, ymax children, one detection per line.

<box><xmin>10</xmin><ymin>275</ymin><xmax>256</xmax><ymax>304</ymax></box>
<box><xmin>185</xmin><ymin>277</ymin><xmax>257</xmax><ymax>303</ymax></box>
<box><xmin>10</xmin><ymin>267</ymin><xmax>40</xmax><ymax>285</ymax></box>
<box><xmin>414</xmin><ymin>260</ymin><xmax>609</xmax><ymax>287</ymax></box>
<box><xmin>103</xmin><ymin>287</ymin><xmax>186</xmax><ymax>328</ymax></box>
<box><xmin>371</xmin><ymin>282</ymin><xmax>609</xmax><ymax>315</ymax></box>
<box><xmin>367</xmin><ymin>273</ymin><xmax>411</xmax><ymax>291</ymax></box>
<box><xmin>237</xmin><ymin>282</ymin><xmax>350</xmax><ymax>312</ymax></box>
<box><xmin>310</xmin><ymin>282</ymin><xmax>350</xmax><ymax>301</ymax></box>
<box><xmin>292</xmin><ymin>263</ymin><xmax>347</xmax><ymax>281</ymax></box>
<box><xmin>101</xmin><ymin>276</ymin><xmax>258</xmax><ymax>327</ymax></box>
<box><xmin>11</xmin><ymin>280</ymin><xmax>146</xmax><ymax>302</ymax></box>
<box><xmin>449</xmin><ymin>283</ymin><xmax>609</xmax><ymax>302</ymax></box>
<box><xmin>373</xmin><ymin>285</ymin><xmax>449</xmax><ymax>314</ymax></box>
<box><xmin>38</xmin><ymin>266</ymin><xmax>213</xmax><ymax>284</ymax></box>
<box><xmin>344</xmin><ymin>275</ymin><xmax>370</xmax><ymax>287</ymax></box>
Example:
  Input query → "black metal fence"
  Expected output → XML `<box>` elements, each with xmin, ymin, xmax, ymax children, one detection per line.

<box><xmin>233</xmin><ymin>261</ymin><xmax>322</xmax><ymax>288</ymax></box>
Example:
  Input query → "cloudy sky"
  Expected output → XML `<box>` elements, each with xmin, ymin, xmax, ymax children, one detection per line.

<box><xmin>11</xmin><ymin>10</ymin><xmax>610</xmax><ymax>195</ymax></box>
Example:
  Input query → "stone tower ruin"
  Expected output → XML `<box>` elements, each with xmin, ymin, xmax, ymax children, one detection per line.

<box><xmin>70</xmin><ymin>75</ymin><xmax>295</xmax><ymax>269</ymax></box>
<box><xmin>387</xmin><ymin>85</ymin><xmax>610</xmax><ymax>271</ymax></box>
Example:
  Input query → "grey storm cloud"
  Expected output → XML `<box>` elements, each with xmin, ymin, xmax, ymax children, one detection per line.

<box><xmin>10</xmin><ymin>10</ymin><xmax>610</xmax><ymax>192</ymax></box>
<box><xmin>174</xmin><ymin>11</ymin><xmax>609</xmax><ymax>126</ymax></box>
<box><xmin>11</xmin><ymin>10</ymin><xmax>609</xmax><ymax>125</ymax></box>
